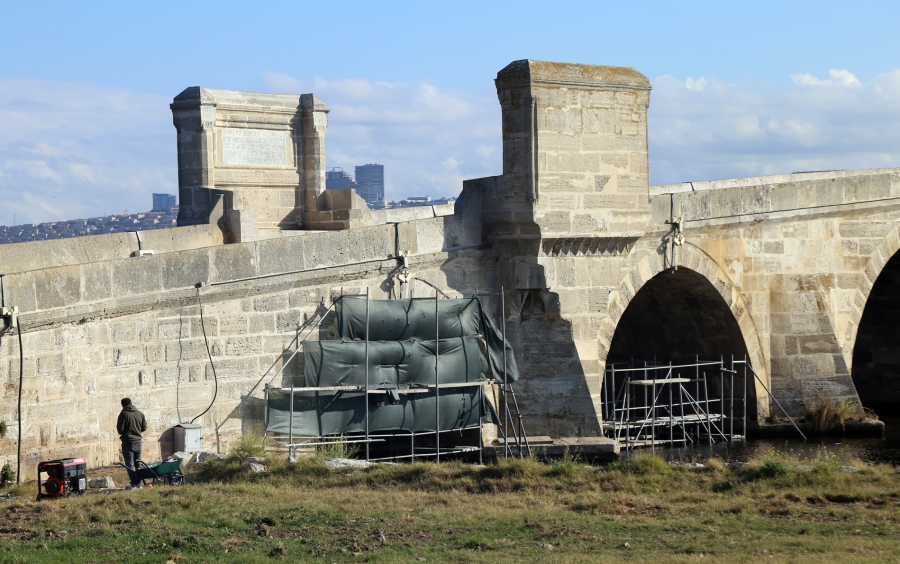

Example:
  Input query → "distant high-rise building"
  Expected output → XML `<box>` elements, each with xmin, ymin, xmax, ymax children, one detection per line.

<box><xmin>354</xmin><ymin>164</ymin><xmax>384</xmax><ymax>208</ymax></box>
<box><xmin>325</xmin><ymin>168</ymin><xmax>357</xmax><ymax>190</ymax></box>
<box><xmin>152</xmin><ymin>193</ymin><xmax>177</xmax><ymax>211</ymax></box>
<box><xmin>325</xmin><ymin>165</ymin><xmax>385</xmax><ymax>209</ymax></box>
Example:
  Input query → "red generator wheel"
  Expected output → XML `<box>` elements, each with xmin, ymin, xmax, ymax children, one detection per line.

<box><xmin>43</xmin><ymin>476</ymin><xmax>65</xmax><ymax>497</ymax></box>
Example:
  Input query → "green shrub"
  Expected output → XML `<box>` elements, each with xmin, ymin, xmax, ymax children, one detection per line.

<box><xmin>609</xmin><ymin>454</ymin><xmax>670</xmax><ymax>477</ymax></box>
<box><xmin>758</xmin><ymin>458</ymin><xmax>791</xmax><ymax>479</ymax></box>
<box><xmin>316</xmin><ymin>438</ymin><xmax>358</xmax><ymax>459</ymax></box>
<box><xmin>810</xmin><ymin>448</ymin><xmax>842</xmax><ymax>473</ymax></box>
<box><xmin>229</xmin><ymin>433</ymin><xmax>266</xmax><ymax>460</ymax></box>
<box><xmin>550</xmin><ymin>449</ymin><xmax>582</xmax><ymax>475</ymax></box>
<box><xmin>478</xmin><ymin>456</ymin><xmax>543</xmax><ymax>483</ymax></box>
<box><xmin>1</xmin><ymin>462</ymin><xmax>16</xmax><ymax>486</ymax></box>
<box><xmin>190</xmin><ymin>456</ymin><xmax>244</xmax><ymax>483</ymax></box>
<box><xmin>807</xmin><ymin>398</ymin><xmax>863</xmax><ymax>432</ymax></box>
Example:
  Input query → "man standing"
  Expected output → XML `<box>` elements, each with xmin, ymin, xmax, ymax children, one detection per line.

<box><xmin>116</xmin><ymin>398</ymin><xmax>147</xmax><ymax>489</ymax></box>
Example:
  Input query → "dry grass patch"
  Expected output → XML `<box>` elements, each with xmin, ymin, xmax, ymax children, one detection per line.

<box><xmin>0</xmin><ymin>452</ymin><xmax>897</xmax><ymax>562</ymax></box>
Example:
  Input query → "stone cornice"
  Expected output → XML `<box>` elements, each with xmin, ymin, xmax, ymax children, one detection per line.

<box><xmin>541</xmin><ymin>236</ymin><xmax>639</xmax><ymax>257</ymax></box>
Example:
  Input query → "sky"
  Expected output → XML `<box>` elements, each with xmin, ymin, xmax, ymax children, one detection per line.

<box><xmin>1</xmin><ymin>1</ymin><xmax>899</xmax><ymax>225</ymax></box>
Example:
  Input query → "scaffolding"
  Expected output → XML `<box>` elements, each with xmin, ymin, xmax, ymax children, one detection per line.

<box><xmin>602</xmin><ymin>355</ymin><xmax>807</xmax><ymax>450</ymax></box>
<box><xmin>476</xmin><ymin>288</ymin><xmax>531</xmax><ymax>458</ymax></box>
<box><xmin>262</xmin><ymin>289</ymin><xmax>526</xmax><ymax>462</ymax></box>
<box><xmin>602</xmin><ymin>356</ymin><xmax>750</xmax><ymax>450</ymax></box>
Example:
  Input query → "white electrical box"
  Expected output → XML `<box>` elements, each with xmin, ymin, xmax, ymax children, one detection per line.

<box><xmin>174</xmin><ymin>423</ymin><xmax>202</xmax><ymax>452</ymax></box>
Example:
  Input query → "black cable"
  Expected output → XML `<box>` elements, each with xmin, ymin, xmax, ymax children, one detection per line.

<box><xmin>16</xmin><ymin>322</ymin><xmax>23</xmax><ymax>485</ymax></box>
<box><xmin>191</xmin><ymin>287</ymin><xmax>218</xmax><ymax>424</ymax></box>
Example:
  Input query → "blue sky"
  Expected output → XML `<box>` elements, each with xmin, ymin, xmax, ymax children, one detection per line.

<box><xmin>2</xmin><ymin>1</ymin><xmax>899</xmax><ymax>224</ymax></box>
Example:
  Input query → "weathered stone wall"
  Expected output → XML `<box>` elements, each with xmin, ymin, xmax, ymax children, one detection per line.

<box><xmin>0</xmin><ymin>219</ymin><xmax>225</xmax><ymax>275</ymax></box>
<box><xmin>0</xmin><ymin>206</ymin><xmax>489</xmax><ymax>478</ymax></box>
<box><xmin>466</xmin><ymin>60</ymin><xmax>655</xmax><ymax>436</ymax></box>
<box><xmin>3</xmin><ymin>59</ymin><xmax>898</xmax><ymax>476</ymax></box>
<box><xmin>172</xmin><ymin>88</ymin><xmax>328</xmax><ymax>232</ymax></box>
<box><xmin>651</xmin><ymin>169</ymin><xmax>900</xmax><ymax>413</ymax></box>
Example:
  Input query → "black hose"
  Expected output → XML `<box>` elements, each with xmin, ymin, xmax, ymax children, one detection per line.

<box><xmin>16</xmin><ymin>322</ymin><xmax>23</xmax><ymax>485</ymax></box>
<box><xmin>191</xmin><ymin>287</ymin><xmax>218</xmax><ymax>424</ymax></box>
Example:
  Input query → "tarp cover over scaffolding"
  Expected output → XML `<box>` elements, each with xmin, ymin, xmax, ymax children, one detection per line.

<box><xmin>265</xmin><ymin>296</ymin><xmax>517</xmax><ymax>437</ymax></box>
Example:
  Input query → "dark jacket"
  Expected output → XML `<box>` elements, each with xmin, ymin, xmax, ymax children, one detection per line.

<box><xmin>117</xmin><ymin>405</ymin><xmax>147</xmax><ymax>443</ymax></box>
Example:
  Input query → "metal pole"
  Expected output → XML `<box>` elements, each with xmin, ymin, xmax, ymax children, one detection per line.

<box><xmin>720</xmin><ymin>360</ymin><xmax>725</xmax><ymax>439</ymax></box>
<box><xmin>651</xmin><ymin>377</ymin><xmax>656</xmax><ymax>452</ymax></box>
<box><xmin>669</xmin><ymin>379</ymin><xmax>674</xmax><ymax>446</ymax></box>
<box><xmin>685</xmin><ymin>354</ymin><xmax>701</xmax><ymax>442</ymax></box>
<box><xmin>478</xmin><ymin>384</ymin><xmax>484</xmax><ymax>465</ymax></box>
<box><xmin>704</xmin><ymin>371</ymin><xmax>711</xmax><ymax>446</ymax></box>
<box><xmin>695</xmin><ymin>357</ymin><xmax>700</xmax><ymax>441</ymax></box>
<box><xmin>729</xmin><ymin>355</ymin><xmax>734</xmax><ymax>440</ymax></box>
<box><xmin>264</xmin><ymin>387</ymin><xmax>269</xmax><ymax>444</ymax></box>
<box><xmin>625</xmin><ymin>370</ymin><xmax>630</xmax><ymax>451</ymax></box>
<box><xmin>365</xmin><ymin>288</ymin><xmax>370</xmax><ymax>463</ymax></box>
<box><xmin>611</xmin><ymin>367</ymin><xmax>617</xmax><ymax>441</ymax></box>
<box><xmin>678</xmin><ymin>379</ymin><xmax>686</xmax><ymax>443</ymax></box>
<box><xmin>748</xmin><ymin>364</ymin><xmax>807</xmax><ymax>440</ymax></box>
<box><xmin>264</xmin><ymin>302</ymin><xmax>337</xmax><ymax>389</ymax></box>
<box><xmin>512</xmin><ymin>387</ymin><xmax>530</xmax><ymax>458</ymax></box>
<box><xmin>603</xmin><ymin>366</ymin><xmax>609</xmax><ymax>437</ymax></box>
<box><xmin>501</xmin><ymin>287</ymin><xmax>509</xmax><ymax>457</ymax></box>
<box><xmin>435</xmin><ymin>290</ymin><xmax>440</xmax><ymax>463</ymax></box>
<box><xmin>743</xmin><ymin>355</ymin><xmax>748</xmax><ymax>439</ymax></box>
<box><xmin>643</xmin><ymin>380</ymin><xmax>648</xmax><ymax>445</ymax></box>
<box><xmin>288</xmin><ymin>388</ymin><xmax>294</xmax><ymax>460</ymax></box>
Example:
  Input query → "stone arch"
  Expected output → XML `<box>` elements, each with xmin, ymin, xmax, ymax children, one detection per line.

<box><xmin>597</xmin><ymin>242</ymin><xmax>770</xmax><ymax>415</ymax></box>
<box><xmin>844</xmin><ymin>223</ymin><xmax>900</xmax><ymax>360</ymax></box>
<box><xmin>845</xmin><ymin>224</ymin><xmax>900</xmax><ymax>405</ymax></box>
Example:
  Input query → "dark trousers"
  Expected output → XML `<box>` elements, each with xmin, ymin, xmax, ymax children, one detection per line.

<box><xmin>122</xmin><ymin>441</ymin><xmax>143</xmax><ymax>486</ymax></box>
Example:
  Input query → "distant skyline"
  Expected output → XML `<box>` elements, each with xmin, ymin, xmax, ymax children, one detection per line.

<box><xmin>2</xmin><ymin>1</ymin><xmax>899</xmax><ymax>225</ymax></box>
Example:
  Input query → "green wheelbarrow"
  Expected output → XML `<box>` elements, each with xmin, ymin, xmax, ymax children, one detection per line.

<box><xmin>116</xmin><ymin>459</ymin><xmax>184</xmax><ymax>487</ymax></box>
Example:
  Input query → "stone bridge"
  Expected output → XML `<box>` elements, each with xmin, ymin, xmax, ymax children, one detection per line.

<box><xmin>1</xmin><ymin>59</ymin><xmax>897</xmax><ymax>473</ymax></box>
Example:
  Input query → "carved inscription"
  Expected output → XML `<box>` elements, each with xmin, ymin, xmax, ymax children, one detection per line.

<box><xmin>222</xmin><ymin>128</ymin><xmax>287</xmax><ymax>166</ymax></box>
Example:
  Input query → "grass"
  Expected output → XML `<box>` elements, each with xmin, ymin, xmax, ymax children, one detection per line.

<box><xmin>0</xmin><ymin>449</ymin><xmax>898</xmax><ymax>563</ymax></box>
<box><xmin>228</xmin><ymin>433</ymin><xmax>267</xmax><ymax>460</ymax></box>
<box><xmin>808</xmin><ymin>398</ymin><xmax>866</xmax><ymax>432</ymax></box>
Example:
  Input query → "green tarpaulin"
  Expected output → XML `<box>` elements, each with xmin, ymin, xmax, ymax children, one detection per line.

<box><xmin>266</xmin><ymin>388</ymin><xmax>497</xmax><ymax>436</ymax></box>
<box><xmin>303</xmin><ymin>337</ymin><xmax>488</xmax><ymax>389</ymax></box>
<box><xmin>266</xmin><ymin>297</ymin><xmax>514</xmax><ymax>438</ymax></box>
<box><xmin>335</xmin><ymin>297</ymin><xmax>518</xmax><ymax>383</ymax></box>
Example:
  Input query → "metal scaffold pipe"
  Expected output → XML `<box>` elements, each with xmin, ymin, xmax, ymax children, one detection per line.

<box><xmin>365</xmin><ymin>288</ymin><xmax>370</xmax><ymax>463</ymax></box>
<box><xmin>434</xmin><ymin>289</ymin><xmax>440</xmax><ymax>463</ymax></box>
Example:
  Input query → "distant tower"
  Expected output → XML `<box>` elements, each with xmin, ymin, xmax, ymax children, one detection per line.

<box><xmin>325</xmin><ymin>168</ymin><xmax>357</xmax><ymax>190</ymax></box>
<box><xmin>152</xmin><ymin>193</ymin><xmax>177</xmax><ymax>212</ymax></box>
<box><xmin>354</xmin><ymin>164</ymin><xmax>384</xmax><ymax>208</ymax></box>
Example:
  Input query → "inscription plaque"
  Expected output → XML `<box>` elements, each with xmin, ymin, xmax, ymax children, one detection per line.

<box><xmin>222</xmin><ymin>128</ymin><xmax>287</xmax><ymax>166</ymax></box>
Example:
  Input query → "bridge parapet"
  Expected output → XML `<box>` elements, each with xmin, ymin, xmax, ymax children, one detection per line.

<box><xmin>651</xmin><ymin>169</ymin><xmax>900</xmax><ymax>227</ymax></box>
<box><xmin>649</xmin><ymin>168</ymin><xmax>900</xmax><ymax>416</ymax></box>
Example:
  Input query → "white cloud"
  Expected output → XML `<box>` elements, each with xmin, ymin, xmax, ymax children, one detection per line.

<box><xmin>649</xmin><ymin>69</ymin><xmax>900</xmax><ymax>184</ymax></box>
<box><xmin>259</xmin><ymin>72</ymin><xmax>501</xmax><ymax>202</ymax></box>
<box><xmin>791</xmin><ymin>69</ymin><xmax>862</xmax><ymax>88</ymax></box>
<box><xmin>2</xmin><ymin>67</ymin><xmax>899</xmax><ymax>227</ymax></box>
<box><xmin>0</xmin><ymin>78</ymin><xmax>175</xmax><ymax>225</ymax></box>
<box><xmin>685</xmin><ymin>76</ymin><xmax>707</xmax><ymax>91</ymax></box>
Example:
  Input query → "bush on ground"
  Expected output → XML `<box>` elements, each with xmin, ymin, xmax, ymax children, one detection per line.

<box><xmin>807</xmin><ymin>397</ymin><xmax>864</xmax><ymax>432</ymax></box>
<box><xmin>228</xmin><ymin>433</ymin><xmax>266</xmax><ymax>460</ymax></box>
